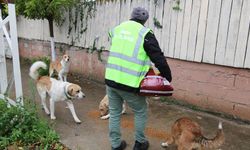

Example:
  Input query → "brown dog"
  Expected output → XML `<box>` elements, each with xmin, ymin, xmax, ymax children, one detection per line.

<box><xmin>49</xmin><ymin>54</ymin><xmax>70</xmax><ymax>81</ymax></box>
<box><xmin>161</xmin><ymin>117</ymin><xmax>224</xmax><ymax>150</ymax></box>
<box><xmin>99</xmin><ymin>95</ymin><xmax>126</xmax><ymax>120</ymax></box>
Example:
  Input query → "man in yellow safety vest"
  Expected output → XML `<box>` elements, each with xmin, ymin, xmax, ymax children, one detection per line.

<box><xmin>105</xmin><ymin>7</ymin><xmax>172</xmax><ymax>150</ymax></box>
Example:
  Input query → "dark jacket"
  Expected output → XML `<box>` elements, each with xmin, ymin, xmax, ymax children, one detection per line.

<box><xmin>105</xmin><ymin>19</ymin><xmax>172</xmax><ymax>93</ymax></box>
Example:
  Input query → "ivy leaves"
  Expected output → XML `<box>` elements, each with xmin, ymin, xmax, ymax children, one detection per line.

<box><xmin>15</xmin><ymin>0</ymin><xmax>76</xmax><ymax>25</ymax></box>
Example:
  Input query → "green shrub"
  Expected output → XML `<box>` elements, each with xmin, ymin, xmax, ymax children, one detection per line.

<box><xmin>0</xmin><ymin>99</ymin><xmax>61</xmax><ymax>149</ymax></box>
<box><xmin>0</xmin><ymin>3</ymin><xmax>8</xmax><ymax>19</ymax></box>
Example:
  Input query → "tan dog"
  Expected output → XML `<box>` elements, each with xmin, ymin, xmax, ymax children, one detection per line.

<box><xmin>99</xmin><ymin>95</ymin><xmax>126</xmax><ymax>120</ymax></box>
<box><xmin>161</xmin><ymin>117</ymin><xmax>224</xmax><ymax>150</ymax></box>
<box><xmin>30</xmin><ymin>61</ymin><xmax>85</xmax><ymax>123</ymax></box>
<box><xmin>49</xmin><ymin>54</ymin><xmax>70</xmax><ymax>81</ymax></box>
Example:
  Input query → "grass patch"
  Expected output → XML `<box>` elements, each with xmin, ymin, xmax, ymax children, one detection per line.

<box><xmin>0</xmin><ymin>99</ymin><xmax>68</xmax><ymax>149</ymax></box>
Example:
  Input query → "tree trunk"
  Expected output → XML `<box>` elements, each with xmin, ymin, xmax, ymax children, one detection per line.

<box><xmin>48</xmin><ymin>17</ymin><xmax>56</xmax><ymax>61</ymax></box>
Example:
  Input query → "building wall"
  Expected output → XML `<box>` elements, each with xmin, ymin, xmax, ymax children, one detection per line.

<box><xmin>19</xmin><ymin>38</ymin><xmax>250</xmax><ymax>121</ymax></box>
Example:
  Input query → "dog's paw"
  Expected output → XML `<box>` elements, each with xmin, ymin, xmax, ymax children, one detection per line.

<box><xmin>121</xmin><ymin>110</ymin><xmax>126</xmax><ymax>114</ymax></box>
<box><xmin>100</xmin><ymin>115</ymin><xmax>109</xmax><ymax>120</ymax></box>
<box><xmin>161</xmin><ymin>142</ymin><xmax>169</xmax><ymax>147</ymax></box>
<box><xmin>50</xmin><ymin>116</ymin><xmax>56</xmax><ymax>120</ymax></box>
<box><xmin>42</xmin><ymin>107</ymin><xmax>50</xmax><ymax>115</ymax></box>
<box><xmin>74</xmin><ymin>118</ymin><xmax>82</xmax><ymax>124</ymax></box>
<box><xmin>45</xmin><ymin>111</ymin><xmax>50</xmax><ymax>115</ymax></box>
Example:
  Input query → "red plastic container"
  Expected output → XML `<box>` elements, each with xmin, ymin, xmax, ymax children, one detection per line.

<box><xmin>139</xmin><ymin>68</ymin><xmax>173</xmax><ymax>96</ymax></box>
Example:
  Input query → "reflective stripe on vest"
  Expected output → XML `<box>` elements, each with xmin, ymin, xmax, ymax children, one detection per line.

<box><xmin>133</xmin><ymin>27</ymin><xmax>149</xmax><ymax>57</ymax></box>
<box><xmin>108</xmin><ymin>51</ymin><xmax>151</xmax><ymax>66</ymax></box>
<box><xmin>106</xmin><ymin>63</ymin><xmax>148</xmax><ymax>77</ymax></box>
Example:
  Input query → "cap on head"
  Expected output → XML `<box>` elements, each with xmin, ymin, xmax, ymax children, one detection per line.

<box><xmin>131</xmin><ymin>7</ymin><xmax>149</xmax><ymax>23</ymax></box>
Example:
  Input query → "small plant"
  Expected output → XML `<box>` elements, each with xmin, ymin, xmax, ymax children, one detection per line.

<box><xmin>67</xmin><ymin>0</ymin><xmax>96</xmax><ymax>41</ymax></box>
<box><xmin>0</xmin><ymin>2</ymin><xmax>8</xmax><ymax>19</ymax></box>
<box><xmin>88</xmin><ymin>37</ymin><xmax>98</xmax><ymax>53</ymax></box>
<box><xmin>0</xmin><ymin>99</ymin><xmax>67</xmax><ymax>149</ymax></box>
<box><xmin>98</xmin><ymin>46</ymin><xmax>105</xmax><ymax>62</ymax></box>
<box><xmin>172</xmin><ymin>0</ymin><xmax>182</xmax><ymax>11</ymax></box>
<box><xmin>88</xmin><ymin>37</ymin><xmax>105</xmax><ymax>62</ymax></box>
<box><xmin>153</xmin><ymin>17</ymin><xmax>163</xmax><ymax>29</ymax></box>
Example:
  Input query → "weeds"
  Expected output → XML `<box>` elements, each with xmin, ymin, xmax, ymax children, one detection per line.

<box><xmin>172</xmin><ymin>0</ymin><xmax>181</xmax><ymax>11</ymax></box>
<box><xmin>153</xmin><ymin>17</ymin><xmax>163</xmax><ymax>29</ymax></box>
<box><xmin>0</xmin><ymin>99</ymin><xmax>66</xmax><ymax>149</ymax></box>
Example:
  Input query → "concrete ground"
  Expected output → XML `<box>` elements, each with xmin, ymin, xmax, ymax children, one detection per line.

<box><xmin>5</xmin><ymin>59</ymin><xmax>250</xmax><ymax>150</ymax></box>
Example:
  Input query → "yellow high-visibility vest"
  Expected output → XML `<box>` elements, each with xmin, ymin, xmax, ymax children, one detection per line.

<box><xmin>105</xmin><ymin>21</ymin><xmax>151</xmax><ymax>88</ymax></box>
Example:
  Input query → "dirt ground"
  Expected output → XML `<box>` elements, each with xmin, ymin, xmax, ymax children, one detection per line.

<box><xmin>5</xmin><ymin>59</ymin><xmax>250</xmax><ymax>150</ymax></box>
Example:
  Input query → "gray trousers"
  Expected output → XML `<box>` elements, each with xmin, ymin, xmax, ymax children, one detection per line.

<box><xmin>106</xmin><ymin>86</ymin><xmax>148</xmax><ymax>148</ymax></box>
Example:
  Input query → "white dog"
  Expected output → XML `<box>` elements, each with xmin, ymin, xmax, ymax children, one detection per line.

<box><xmin>49</xmin><ymin>54</ymin><xmax>70</xmax><ymax>81</ymax></box>
<box><xmin>30</xmin><ymin>61</ymin><xmax>85</xmax><ymax>123</ymax></box>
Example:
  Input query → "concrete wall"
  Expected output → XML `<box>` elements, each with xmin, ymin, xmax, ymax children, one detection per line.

<box><xmin>19</xmin><ymin>38</ymin><xmax>250</xmax><ymax>121</ymax></box>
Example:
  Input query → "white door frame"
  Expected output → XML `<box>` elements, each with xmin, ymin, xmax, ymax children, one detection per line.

<box><xmin>0</xmin><ymin>2</ymin><xmax>23</xmax><ymax>106</ymax></box>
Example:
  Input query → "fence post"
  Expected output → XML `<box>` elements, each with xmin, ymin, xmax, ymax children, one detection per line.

<box><xmin>8</xmin><ymin>3</ymin><xmax>23</xmax><ymax>105</ymax></box>
<box><xmin>0</xmin><ymin>7</ymin><xmax>8</xmax><ymax>94</ymax></box>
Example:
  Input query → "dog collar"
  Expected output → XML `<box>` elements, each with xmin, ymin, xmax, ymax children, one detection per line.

<box><xmin>64</xmin><ymin>85</ymin><xmax>73</xmax><ymax>100</ymax></box>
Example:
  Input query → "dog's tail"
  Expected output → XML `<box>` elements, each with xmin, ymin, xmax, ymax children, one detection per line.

<box><xmin>29</xmin><ymin>61</ymin><xmax>47</xmax><ymax>80</ymax></box>
<box><xmin>196</xmin><ymin>121</ymin><xmax>224</xmax><ymax>149</ymax></box>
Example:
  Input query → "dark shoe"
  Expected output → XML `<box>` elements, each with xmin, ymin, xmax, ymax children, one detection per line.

<box><xmin>133</xmin><ymin>140</ymin><xmax>149</xmax><ymax>150</ymax></box>
<box><xmin>112</xmin><ymin>140</ymin><xmax>127</xmax><ymax>150</ymax></box>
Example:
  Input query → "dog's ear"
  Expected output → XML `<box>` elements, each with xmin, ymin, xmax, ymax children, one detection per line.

<box><xmin>70</xmin><ymin>88</ymin><xmax>74</xmax><ymax>96</ymax></box>
<box><xmin>103</xmin><ymin>103</ymin><xmax>108</xmax><ymax>108</ymax></box>
<box><xmin>67</xmin><ymin>85</ymin><xmax>74</xmax><ymax>96</ymax></box>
